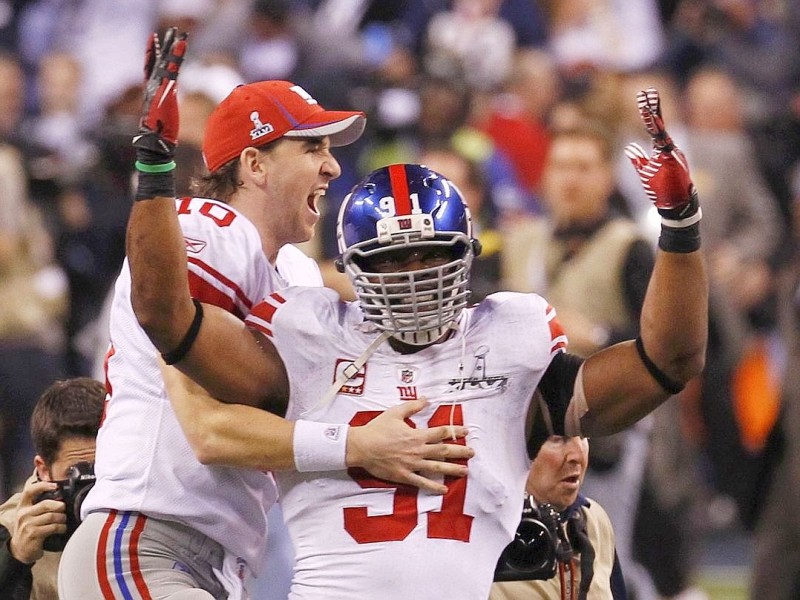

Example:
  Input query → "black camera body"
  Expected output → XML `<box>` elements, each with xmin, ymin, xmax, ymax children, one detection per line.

<box><xmin>34</xmin><ymin>461</ymin><xmax>96</xmax><ymax>552</ymax></box>
<box><xmin>494</xmin><ymin>495</ymin><xmax>573</xmax><ymax>582</ymax></box>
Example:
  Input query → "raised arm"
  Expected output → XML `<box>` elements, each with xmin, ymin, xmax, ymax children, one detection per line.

<box><xmin>127</xmin><ymin>28</ymin><xmax>289</xmax><ymax>410</ymax></box>
<box><xmin>578</xmin><ymin>88</ymin><xmax>708</xmax><ymax>435</ymax></box>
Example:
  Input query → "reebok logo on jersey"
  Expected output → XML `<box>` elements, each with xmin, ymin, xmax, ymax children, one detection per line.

<box><xmin>184</xmin><ymin>236</ymin><xmax>207</xmax><ymax>254</ymax></box>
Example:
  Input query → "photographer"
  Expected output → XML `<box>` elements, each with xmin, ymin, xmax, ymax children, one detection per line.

<box><xmin>492</xmin><ymin>434</ymin><xmax>627</xmax><ymax>600</ymax></box>
<box><xmin>0</xmin><ymin>377</ymin><xmax>104</xmax><ymax>599</ymax></box>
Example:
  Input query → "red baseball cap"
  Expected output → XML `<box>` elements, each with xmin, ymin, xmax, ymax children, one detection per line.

<box><xmin>202</xmin><ymin>80</ymin><xmax>367</xmax><ymax>173</ymax></box>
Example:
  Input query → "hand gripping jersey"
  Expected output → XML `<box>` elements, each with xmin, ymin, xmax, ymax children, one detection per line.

<box><xmin>245</xmin><ymin>287</ymin><xmax>566</xmax><ymax>599</ymax></box>
<box><xmin>83</xmin><ymin>197</ymin><xmax>321</xmax><ymax>573</ymax></box>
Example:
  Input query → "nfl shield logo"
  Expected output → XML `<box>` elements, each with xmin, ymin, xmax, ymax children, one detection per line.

<box><xmin>400</xmin><ymin>368</ymin><xmax>416</xmax><ymax>384</ymax></box>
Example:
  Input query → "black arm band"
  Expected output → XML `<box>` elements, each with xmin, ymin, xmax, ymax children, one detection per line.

<box><xmin>162</xmin><ymin>299</ymin><xmax>203</xmax><ymax>365</ymax></box>
<box><xmin>658</xmin><ymin>221</ymin><xmax>701</xmax><ymax>253</ymax></box>
<box><xmin>634</xmin><ymin>337</ymin><xmax>684</xmax><ymax>394</ymax></box>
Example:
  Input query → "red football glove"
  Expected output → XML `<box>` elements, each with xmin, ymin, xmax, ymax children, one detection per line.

<box><xmin>625</xmin><ymin>88</ymin><xmax>700</xmax><ymax>226</ymax></box>
<box><xmin>133</xmin><ymin>27</ymin><xmax>188</xmax><ymax>165</ymax></box>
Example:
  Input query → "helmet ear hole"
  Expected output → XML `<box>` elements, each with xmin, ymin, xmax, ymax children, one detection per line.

<box><xmin>472</xmin><ymin>239</ymin><xmax>483</xmax><ymax>258</ymax></box>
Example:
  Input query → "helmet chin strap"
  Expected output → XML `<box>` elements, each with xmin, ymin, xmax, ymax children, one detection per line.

<box><xmin>301</xmin><ymin>331</ymin><xmax>392</xmax><ymax>418</ymax></box>
<box><xmin>301</xmin><ymin>317</ymin><xmax>461</xmax><ymax>417</ymax></box>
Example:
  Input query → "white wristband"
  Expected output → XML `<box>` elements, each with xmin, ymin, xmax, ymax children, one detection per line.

<box><xmin>661</xmin><ymin>206</ymin><xmax>702</xmax><ymax>228</ymax></box>
<box><xmin>293</xmin><ymin>420</ymin><xmax>350</xmax><ymax>472</ymax></box>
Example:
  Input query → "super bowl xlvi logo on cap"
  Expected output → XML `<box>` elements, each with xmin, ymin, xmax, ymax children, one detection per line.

<box><xmin>249</xmin><ymin>111</ymin><xmax>274</xmax><ymax>141</ymax></box>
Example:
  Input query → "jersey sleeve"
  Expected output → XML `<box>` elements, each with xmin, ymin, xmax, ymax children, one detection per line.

<box><xmin>245</xmin><ymin>287</ymin><xmax>342</xmax><ymax>414</ymax></box>
<box><xmin>480</xmin><ymin>292</ymin><xmax>583</xmax><ymax>456</ymax></box>
<box><xmin>479</xmin><ymin>291</ymin><xmax>569</xmax><ymax>362</ymax></box>
<box><xmin>245</xmin><ymin>286</ymin><xmax>337</xmax><ymax>349</ymax></box>
<box><xmin>176</xmin><ymin>198</ymin><xmax>269</xmax><ymax>319</ymax></box>
<box><xmin>545</xmin><ymin>302</ymin><xmax>568</xmax><ymax>357</ymax></box>
<box><xmin>275</xmin><ymin>244</ymin><xmax>323</xmax><ymax>287</ymax></box>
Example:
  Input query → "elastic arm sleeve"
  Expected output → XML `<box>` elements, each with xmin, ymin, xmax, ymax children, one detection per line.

<box><xmin>527</xmin><ymin>352</ymin><xmax>585</xmax><ymax>457</ymax></box>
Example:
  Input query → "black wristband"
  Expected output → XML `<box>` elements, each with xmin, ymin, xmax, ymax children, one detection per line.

<box><xmin>658</xmin><ymin>221</ymin><xmax>701</xmax><ymax>253</ymax></box>
<box><xmin>162</xmin><ymin>299</ymin><xmax>204</xmax><ymax>365</ymax></box>
<box><xmin>635</xmin><ymin>337</ymin><xmax>684</xmax><ymax>395</ymax></box>
<box><xmin>135</xmin><ymin>170</ymin><xmax>176</xmax><ymax>201</ymax></box>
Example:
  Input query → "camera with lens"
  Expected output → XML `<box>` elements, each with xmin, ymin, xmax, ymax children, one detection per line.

<box><xmin>34</xmin><ymin>461</ymin><xmax>96</xmax><ymax>552</ymax></box>
<box><xmin>494</xmin><ymin>494</ymin><xmax>574</xmax><ymax>582</ymax></box>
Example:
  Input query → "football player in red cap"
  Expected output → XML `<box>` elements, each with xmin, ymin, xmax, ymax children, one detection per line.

<box><xmin>58</xmin><ymin>28</ymin><xmax>472</xmax><ymax>599</ymax></box>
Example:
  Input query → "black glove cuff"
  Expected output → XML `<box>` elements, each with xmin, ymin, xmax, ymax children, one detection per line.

<box><xmin>133</xmin><ymin>132</ymin><xmax>175</xmax><ymax>163</ymax></box>
<box><xmin>657</xmin><ymin>187</ymin><xmax>700</xmax><ymax>223</ymax></box>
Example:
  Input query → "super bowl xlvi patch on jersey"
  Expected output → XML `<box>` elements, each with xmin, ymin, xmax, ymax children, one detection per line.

<box><xmin>447</xmin><ymin>345</ymin><xmax>509</xmax><ymax>393</ymax></box>
<box><xmin>333</xmin><ymin>358</ymin><xmax>366</xmax><ymax>395</ymax></box>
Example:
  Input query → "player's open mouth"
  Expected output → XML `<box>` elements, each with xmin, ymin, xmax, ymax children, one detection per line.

<box><xmin>308</xmin><ymin>190</ymin><xmax>325</xmax><ymax>215</ymax></box>
<box><xmin>561</xmin><ymin>475</ymin><xmax>580</xmax><ymax>484</ymax></box>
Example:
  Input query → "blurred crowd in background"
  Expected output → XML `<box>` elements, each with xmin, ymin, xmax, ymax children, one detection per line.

<box><xmin>1</xmin><ymin>0</ymin><xmax>799</xmax><ymax>598</ymax></box>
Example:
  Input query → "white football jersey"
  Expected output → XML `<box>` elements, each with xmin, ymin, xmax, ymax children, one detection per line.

<box><xmin>84</xmin><ymin>197</ymin><xmax>321</xmax><ymax>573</ymax></box>
<box><xmin>245</xmin><ymin>288</ymin><xmax>566</xmax><ymax>599</ymax></box>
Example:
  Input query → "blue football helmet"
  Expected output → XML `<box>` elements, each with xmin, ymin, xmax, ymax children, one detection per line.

<box><xmin>337</xmin><ymin>163</ymin><xmax>480</xmax><ymax>346</ymax></box>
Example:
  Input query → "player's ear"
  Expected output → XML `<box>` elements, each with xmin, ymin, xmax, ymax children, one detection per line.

<box><xmin>239</xmin><ymin>147</ymin><xmax>267</xmax><ymax>185</ymax></box>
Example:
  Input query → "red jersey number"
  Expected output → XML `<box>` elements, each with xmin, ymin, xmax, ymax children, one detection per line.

<box><xmin>343</xmin><ymin>405</ymin><xmax>473</xmax><ymax>544</ymax></box>
<box><xmin>177</xmin><ymin>198</ymin><xmax>236</xmax><ymax>227</ymax></box>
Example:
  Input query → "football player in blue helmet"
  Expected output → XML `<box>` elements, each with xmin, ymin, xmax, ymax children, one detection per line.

<box><xmin>122</xmin><ymin>85</ymin><xmax>709</xmax><ymax>599</ymax></box>
<box><xmin>336</xmin><ymin>163</ymin><xmax>482</xmax><ymax>347</ymax></box>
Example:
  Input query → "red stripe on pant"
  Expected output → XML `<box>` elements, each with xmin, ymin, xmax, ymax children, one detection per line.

<box><xmin>95</xmin><ymin>511</ymin><xmax>152</xmax><ymax>599</ymax></box>
<box><xmin>130</xmin><ymin>514</ymin><xmax>152</xmax><ymax>599</ymax></box>
<box><xmin>97</xmin><ymin>510</ymin><xmax>117</xmax><ymax>599</ymax></box>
